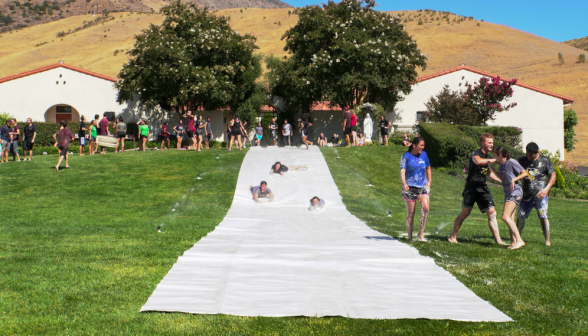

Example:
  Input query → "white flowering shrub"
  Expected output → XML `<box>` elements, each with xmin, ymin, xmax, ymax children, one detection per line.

<box><xmin>116</xmin><ymin>1</ymin><xmax>262</xmax><ymax>117</ymax></box>
<box><xmin>270</xmin><ymin>0</ymin><xmax>427</xmax><ymax>111</ymax></box>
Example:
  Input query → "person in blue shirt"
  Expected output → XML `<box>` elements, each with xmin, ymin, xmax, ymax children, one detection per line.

<box><xmin>400</xmin><ymin>136</ymin><xmax>431</xmax><ymax>242</ymax></box>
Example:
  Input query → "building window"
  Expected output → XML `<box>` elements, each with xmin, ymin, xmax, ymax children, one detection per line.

<box><xmin>416</xmin><ymin>111</ymin><xmax>425</xmax><ymax>122</ymax></box>
<box><xmin>105</xmin><ymin>112</ymin><xmax>115</xmax><ymax>121</ymax></box>
<box><xmin>56</xmin><ymin>106</ymin><xmax>72</xmax><ymax>113</ymax></box>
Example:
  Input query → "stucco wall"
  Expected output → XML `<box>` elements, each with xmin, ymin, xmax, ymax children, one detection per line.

<box><xmin>390</xmin><ymin>69</ymin><xmax>566</xmax><ymax>159</ymax></box>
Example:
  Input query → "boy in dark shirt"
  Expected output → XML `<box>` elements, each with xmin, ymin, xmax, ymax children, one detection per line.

<box><xmin>449</xmin><ymin>133</ymin><xmax>506</xmax><ymax>245</ymax></box>
<box><xmin>23</xmin><ymin>118</ymin><xmax>37</xmax><ymax>161</ymax></box>
<box><xmin>517</xmin><ymin>142</ymin><xmax>556</xmax><ymax>246</ymax></box>
<box><xmin>0</xmin><ymin>120</ymin><xmax>11</xmax><ymax>163</ymax></box>
<box><xmin>9</xmin><ymin>118</ymin><xmax>21</xmax><ymax>162</ymax></box>
<box><xmin>55</xmin><ymin>120</ymin><xmax>75</xmax><ymax>172</ymax></box>
<box><xmin>78</xmin><ymin>116</ymin><xmax>88</xmax><ymax>156</ymax></box>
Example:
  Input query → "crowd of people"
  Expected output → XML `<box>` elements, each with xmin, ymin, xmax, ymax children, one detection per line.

<box><xmin>401</xmin><ymin>132</ymin><xmax>555</xmax><ymax>249</ymax></box>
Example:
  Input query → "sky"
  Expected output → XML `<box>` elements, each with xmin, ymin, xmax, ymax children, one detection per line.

<box><xmin>283</xmin><ymin>0</ymin><xmax>588</xmax><ymax>42</ymax></box>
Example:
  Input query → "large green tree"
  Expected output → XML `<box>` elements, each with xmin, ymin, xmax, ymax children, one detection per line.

<box><xmin>270</xmin><ymin>0</ymin><xmax>427</xmax><ymax>112</ymax></box>
<box><xmin>116</xmin><ymin>1</ymin><xmax>262</xmax><ymax>120</ymax></box>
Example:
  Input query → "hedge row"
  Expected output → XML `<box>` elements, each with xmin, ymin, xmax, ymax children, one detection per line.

<box><xmin>457</xmin><ymin>125</ymin><xmax>523</xmax><ymax>150</ymax></box>
<box><xmin>419</xmin><ymin>123</ymin><xmax>524</xmax><ymax>169</ymax></box>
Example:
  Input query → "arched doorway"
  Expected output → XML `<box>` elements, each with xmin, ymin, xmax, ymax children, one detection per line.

<box><xmin>44</xmin><ymin>104</ymin><xmax>80</xmax><ymax>123</ymax></box>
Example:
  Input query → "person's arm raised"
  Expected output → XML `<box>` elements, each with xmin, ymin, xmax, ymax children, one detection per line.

<box><xmin>472</xmin><ymin>154</ymin><xmax>496</xmax><ymax>166</ymax></box>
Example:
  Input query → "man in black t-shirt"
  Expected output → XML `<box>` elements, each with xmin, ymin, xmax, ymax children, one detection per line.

<box><xmin>516</xmin><ymin>142</ymin><xmax>555</xmax><ymax>246</ymax></box>
<box><xmin>23</xmin><ymin>118</ymin><xmax>37</xmax><ymax>161</ymax></box>
<box><xmin>449</xmin><ymin>133</ymin><xmax>506</xmax><ymax>245</ymax></box>
<box><xmin>269</xmin><ymin>118</ymin><xmax>278</xmax><ymax>146</ymax></box>
<box><xmin>78</xmin><ymin>116</ymin><xmax>88</xmax><ymax>156</ymax></box>
<box><xmin>379</xmin><ymin>116</ymin><xmax>391</xmax><ymax>146</ymax></box>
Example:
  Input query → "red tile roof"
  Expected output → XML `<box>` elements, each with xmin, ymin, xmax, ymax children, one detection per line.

<box><xmin>0</xmin><ymin>62</ymin><xmax>117</xmax><ymax>84</ymax></box>
<box><xmin>417</xmin><ymin>65</ymin><xmax>574</xmax><ymax>104</ymax></box>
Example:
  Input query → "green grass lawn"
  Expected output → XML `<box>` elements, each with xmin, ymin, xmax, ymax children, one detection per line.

<box><xmin>0</xmin><ymin>147</ymin><xmax>586</xmax><ymax>335</ymax></box>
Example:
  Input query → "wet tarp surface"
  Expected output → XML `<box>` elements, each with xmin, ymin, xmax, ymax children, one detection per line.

<box><xmin>141</xmin><ymin>147</ymin><xmax>511</xmax><ymax>321</ymax></box>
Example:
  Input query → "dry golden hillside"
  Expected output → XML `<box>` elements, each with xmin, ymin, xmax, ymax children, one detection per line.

<box><xmin>1</xmin><ymin>8</ymin><xmax>587</xmax><ymax>164</ymax></box>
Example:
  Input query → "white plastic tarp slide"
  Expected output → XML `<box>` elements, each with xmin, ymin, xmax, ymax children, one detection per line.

<box><xmin>141</xmin><ymin>147</ymin><xmax>512</xmax><ymax>321</ymax></box>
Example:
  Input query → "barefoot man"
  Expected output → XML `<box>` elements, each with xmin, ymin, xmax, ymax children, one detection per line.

<box><xmin>449</xmin><ymin>133</ymin><xmax>506</xmax><ymax>245</ymax></box>
<box><xmin>516</xmin><ymin>142</ymin><xmax>556</xmax><ymax>246</ymax></box>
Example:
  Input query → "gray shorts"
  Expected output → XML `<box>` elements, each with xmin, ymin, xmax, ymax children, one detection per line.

<box><xmin>1</xmin><ymin>140</ymin><xmax>8</xmax><ymax>151</ymax></box>
<box><xmin>9</xmin><ymin>141</ymin><xmax>19</xmax><ymax>154</ymax></box>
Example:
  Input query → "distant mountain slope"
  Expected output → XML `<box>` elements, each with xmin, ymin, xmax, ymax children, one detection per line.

<box><xmin>1</xmin><ymin>9</ymin><xmax>587</xmax><ymax>164</ymax></box>
<box><xmin>563</xmin><ymin>36</ymin><xmax>588</xmax><ymax>52</ymax></box>
<box><xmin>0</xmin><ymin>0</ymin><xmax>290</xmax><ymax>32</ymax></box>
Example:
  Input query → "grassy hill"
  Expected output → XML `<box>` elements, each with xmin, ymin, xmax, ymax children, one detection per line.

<box><xmin>563</xmin><ymin>36</ymin><xmax>588</xmax><ymax>52</ymax></box>
<box><xmin>1</xmin><ymin>8</ymin><xmax>587</xmax><ymax>164</ymax></box>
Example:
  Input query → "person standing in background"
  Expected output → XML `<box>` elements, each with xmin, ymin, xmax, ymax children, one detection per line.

<box><xmin>115</xmin><ymin>117</ymin><xmax>127</xmax><ymax>152</ymax></box>
<box><xmin>78</xmin><ymin>116</ymin><xmax>88</xmax><ymax>156</ymax></box>
<box><xmin>350</xmin><ymin>110</ymin><xmax>358</xmax><ymax>146</ymax></box>
<box><xmin>138</xmin><ymin>120</ymin><xmax>149</xmax><ymax>151</ymax></box>
<box><xmin>0</xmin><ymin>120</ymin><xmax>11</xmax><ymax>163</ymax></box>
<box><xmin>379</xmin><ymin>115</ymin><xmax>391</xmax><ymax>146</ymax></box>
<box><xmin>54</xmin><ymin>120</ymin><xmax>75</xmax><ymax>172</ymax></box>
<box><xmin>299</xmin><ymin>116</ymin><xmax>313</xmax><ymax>150</ymax></box>
<box><xmin>282</xmin><ymin>119</ymin><xmax>292</xmax><ymax>147</ymax></box>
<box><xmin>196</xmin><ymin>115</ymin><xmax>205</xmax><ymax>152</ymax></box>
<box><xmin>23</xmin><ymin>118</ymin><xmax>37</xmax><ymax>161</ymax></box>
<box><xmin>269</xmin><ymin>118</ymin><xmax>278</xmax><ymax>146</ymax></box>
<box><xmin>99</xmin><ymin>112</ymin><xmax>110</xmax><ymax>154</ymax></box>
<box><xmin>255</xmin><ymin>122</ymin><xmax>263</xmax><ymax>147</ymax></box>
<box><xmin>89</xmin><ymin>119</ymin><xmax>97</xmax><ymax>155</ymax></box>
<box><xmin>205</xmin><ymin>116</ymin><xmax>213</xmax><ymax>149</ymax></box>
<box><xmin>93</xmin><ymin>114</ymin><xmax>100</xmax><ymax>153</ymax></box>
<box><xmin>159</xmin><ymin>121</ymin><xmax>170</xmax><ymax>151</ymax></box>
<box><xmin>342</xmin><ymin>107</ymin><xmax>352</xmax><ymax>147</ymax></box>
<box><xmin>184</xmin><ymin>111</ymin><xmax>195</xmax><ymax>150</ymax></box>
<box><xmin>174</xmin><ymin>119</ymin><xmax>185</xmax><ymax>150</ymax></box>
<box><xmin>9</xmin><ymin>118</ymin><xmax>21</xmax><ymax>162</ymax></box>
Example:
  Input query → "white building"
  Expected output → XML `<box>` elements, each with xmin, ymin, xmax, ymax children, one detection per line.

<box><xmin>388</xmin><ymin>65</ymin><xmax>574</xmax><ymax>159</ymax></box>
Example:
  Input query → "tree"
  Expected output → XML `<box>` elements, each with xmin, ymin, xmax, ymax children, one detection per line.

<box><xmin>464</xmin><ymin>76</ymin><xmax>517</xmax><ymax>125</ymax></box>
<box><xmin>564</xmin><ymin>108</ymin><xmax>578</xmax><ymax>152</ymax></box>
<box><xmin>424</xmin><ymin>85</ymin><xmax>480</xmax><ymax>125</ymax></box>
<box><xmin>270</xmin><ymin>0</ymin><xmax>427</xmax><ymax>114</ymax></box>
<box><xmin>115</xmin><ymin>1</ymin><xmax>262</xmax><ymax>119</ymax></box>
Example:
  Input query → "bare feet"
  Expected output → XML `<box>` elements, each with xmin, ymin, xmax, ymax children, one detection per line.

<box><xmin>448</xmin><ymin>237</ymin><xmax>458</xmax><ymax>243</ymax></box>
<box><xmin>496</xmin><ymin>240</ymin><xmax>509</xmax><ymax>246</ymax></box>
<box><xmin>55</xmin><ymin>166</ymin><xmax>59</xmax><ymax>172</ymax></box>
<box><xmin>545</xmin><ymin>240</ymin><xmax>551</xmax><ymax>246</ymax></box>
<box><xmin>417</xmin><ymin>236</ymin><xmax>428</xmax><ymax>242</ymax></box>
<box><xmin>509</xmin><ymin>241</ymin><xmax>525</xmax><ymax>250</ymax></box>
<box><xmin>65</xmin><ymin>166</ymin><xmax>70</xmax><ymax>169</ymax></box>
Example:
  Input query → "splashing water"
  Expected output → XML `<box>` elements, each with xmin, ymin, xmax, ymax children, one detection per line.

<box><xmin>435</xmin><ymin>222</ymin><xmax>451</xmax><ymax>234</ymax></box>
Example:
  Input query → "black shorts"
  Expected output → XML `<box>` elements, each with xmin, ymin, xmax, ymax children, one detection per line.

<box><xmin>351</xmin><ymin>125</ymin><xmax>357</xmax><ymax>132</ymax></box>
<box><xmin>140</xmin><ymin>134</ymin><xmax>148</xmax><ymax>140</ymax></box>
<box><xmin>160</xmin><ymin>134</ymin><xmax>168</xmax><ymax>140</ymax></box>
<box><xmin>344</xmin><ymin>127</ymin><xmax>352</xmax><ymax>135</ymax></box>
<box><xmin>186</xmin><ymin>130</ymin><xmax>194</xmax><ymax>138</ymax></box>
<box><xmin>24</xmin><ymin>140</ymin><xmax>34</xmax><ymax>150</ymax></box>
<box><xmin>207</xmin><ymin>133</ymin><xmax>212</xmax><ymax>141</ymax></box>
<box><xmin>58</xmin><ymin>146</ymin><xmax>68</xmax><ymax>157</ymax></box>
<box><xmin>117</xmin><ymin>131</ymin><xmax>126</xmax><ymax>139</ymax></box>
<box><xmin>301</xmin><ymin>130</ymin><xmax>308</xmax><ymax>137</ymax></box>
<box><xmin>462</xmin><ymin>187</ymin><xmax>495</xmax><ymax>213</ymax></box>
<box><xmin>402</xmin><ymin>186</ymin><xmax>429</xmax><ymax>201</ymax></box>
<box><xmin>380</xmin><ymin>129</ymin><xmax>388</xmax><ymax>136</ymax></box>
<box><xmin>231</xmin><ymin>130</ymin><xmax>241</xmax><ymax>136</ymax></box>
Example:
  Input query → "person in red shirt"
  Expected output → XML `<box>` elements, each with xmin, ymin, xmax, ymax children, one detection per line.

<box><xmin>54</xmin><ymin>120</ymin><xmax>75</xmax><ymax>172</ymax></box>
<box><xmin>99</xmin><ymin>112</ymin><xmax>110</xmax><ymax>154</ymax></box>
<box><xmin>350</xmin><ymin>110</ymin><xmax>358</xmax><ymax>146</ymax></box>
<box><xmin>160</xmin><ymin>122</ymin><xmax>170</xmax><ymax>150</ymax></box>
<box><xmin>184</xmin><ymin>110</ymin><xmax>196</xmax><ymax>150</ymax></box>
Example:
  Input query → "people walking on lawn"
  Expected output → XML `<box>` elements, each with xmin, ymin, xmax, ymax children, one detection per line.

<box><xmin>269</xmin><ymin>118</ymin><xmax>278</xmax><ymax>146</ymax></box>
<box><xmin>343</xmin><ymin>107</ymin><xmax>352</xmax><ymax>147</ymax></box>
<box><xmin>9</xmin><ymin>118</ymin><xmax>21</xmax><ymax>161</ymax></box>
<box><xmin>78</xmin><ymin>116</ymin><xmax>87</xmax><ymax>156</ymax></box>
<box><xmin>282</xmin><ymin>119</ymin><xmax>292</xmax><ymax>146</ymax></box>
<box><xmin>255</xmin><ymin>122</ymin><xmax>263</xmax><ymax>147</ymax></box>
<box><xmin>205</xmin><ymin>116</ymin><xmax>213</xmax><ymax>149</ymax></box>
<box><xmin>0</xmin><ymin>120</ymin><xmax>11</xmax><ymax>163</ymax></box>
<box><xmin>174</xmin><ymin>119</ymin><xmax>185</xmax><ymax>150</ymax></box>
<box><xmin>195</xmin><ymin>115</ymin><xmax>205</xmax><ymax>151</ymax></box>
<box><xmin>54</xmin><ymin>120</ymin><xmax>75</xmax><ymax>172</ymax></box>
<box><xmin>99</xmin><ymin>112</ymin><xmax>110</xmax><ymax>154</ymax></box>
<box><xmin>517</xmin><ymin>142</ymin><xmax>556</xmax><ymax>246</ymax></box>
<box><xmin>492</xmin><ymin>145</ymin><xmax>526</xmax><ymax>250</ymax></box>
<box><xmin>228</xmin><ymin>114</ymin><xmax>244</xmax><ymax>151</ymax></box>
<box><xmin>23</xmin><ymin>118</ymin><xmax>37</xmax><ymax>161</ymax></box>
<box><xmin>309</xmin><ymin>196</ymin><xmax>325</xmax><ymax>211</ymax></box>
<box><xmin>400</xmin><ymin>137</ymin><xmax>431</xmax><ymax>242</ymax></box>
<box><xmin>115</xmin><ymin>116</ymin><xmax>127</xmax><ymax>152</ymax></box>
<box><xmin>184</xmin><ymin>111</ymin><xmax>195</xmax><ymax>150</ymax></box>
<box><xmin>89</xmin><ymin>119</ymin><xmax>97</xmax><ymax>155</ymax></box>
<box><xmin>159</xmin><ymin>121</ymin><xmax>170</xmax><ymax>151</ymax></box>
<box><xmin>449</xmin><ymin>133</ymin><xmax>506</xmax><ymax>245</ymax></box>
<box><xmin>250</xmin><ymin>181</ymin><xmax>274</xmax><ymax>202</ymax></box>
<box><xmin>299</xmin><ymin>116</ymin><xmax>313</xmax><ymax>150</ymax></box>
<box><xmin>93</xmin><ymin>114</ymin><xmax>100</xmax><ymax>153</ymax></box>
<box><xmin>380</xmin><ymin>115</ymin><xmax>391</xmax><ymax>146</ymax></box>
<box><xmin>241</xmin><ymin>121</ymin><xmax>249</xmax><ymax>148</ymax></box>
<box><xmin>138</xmin><ymin>120</ymin><xmax>149</xmax><ymax>151</ymax></box>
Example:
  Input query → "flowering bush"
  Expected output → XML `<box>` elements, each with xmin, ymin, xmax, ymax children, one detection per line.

<box><xmin>465</xmin><ymin>76</ymin><xmax>518</xmax><ymax>125</ymax></box>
